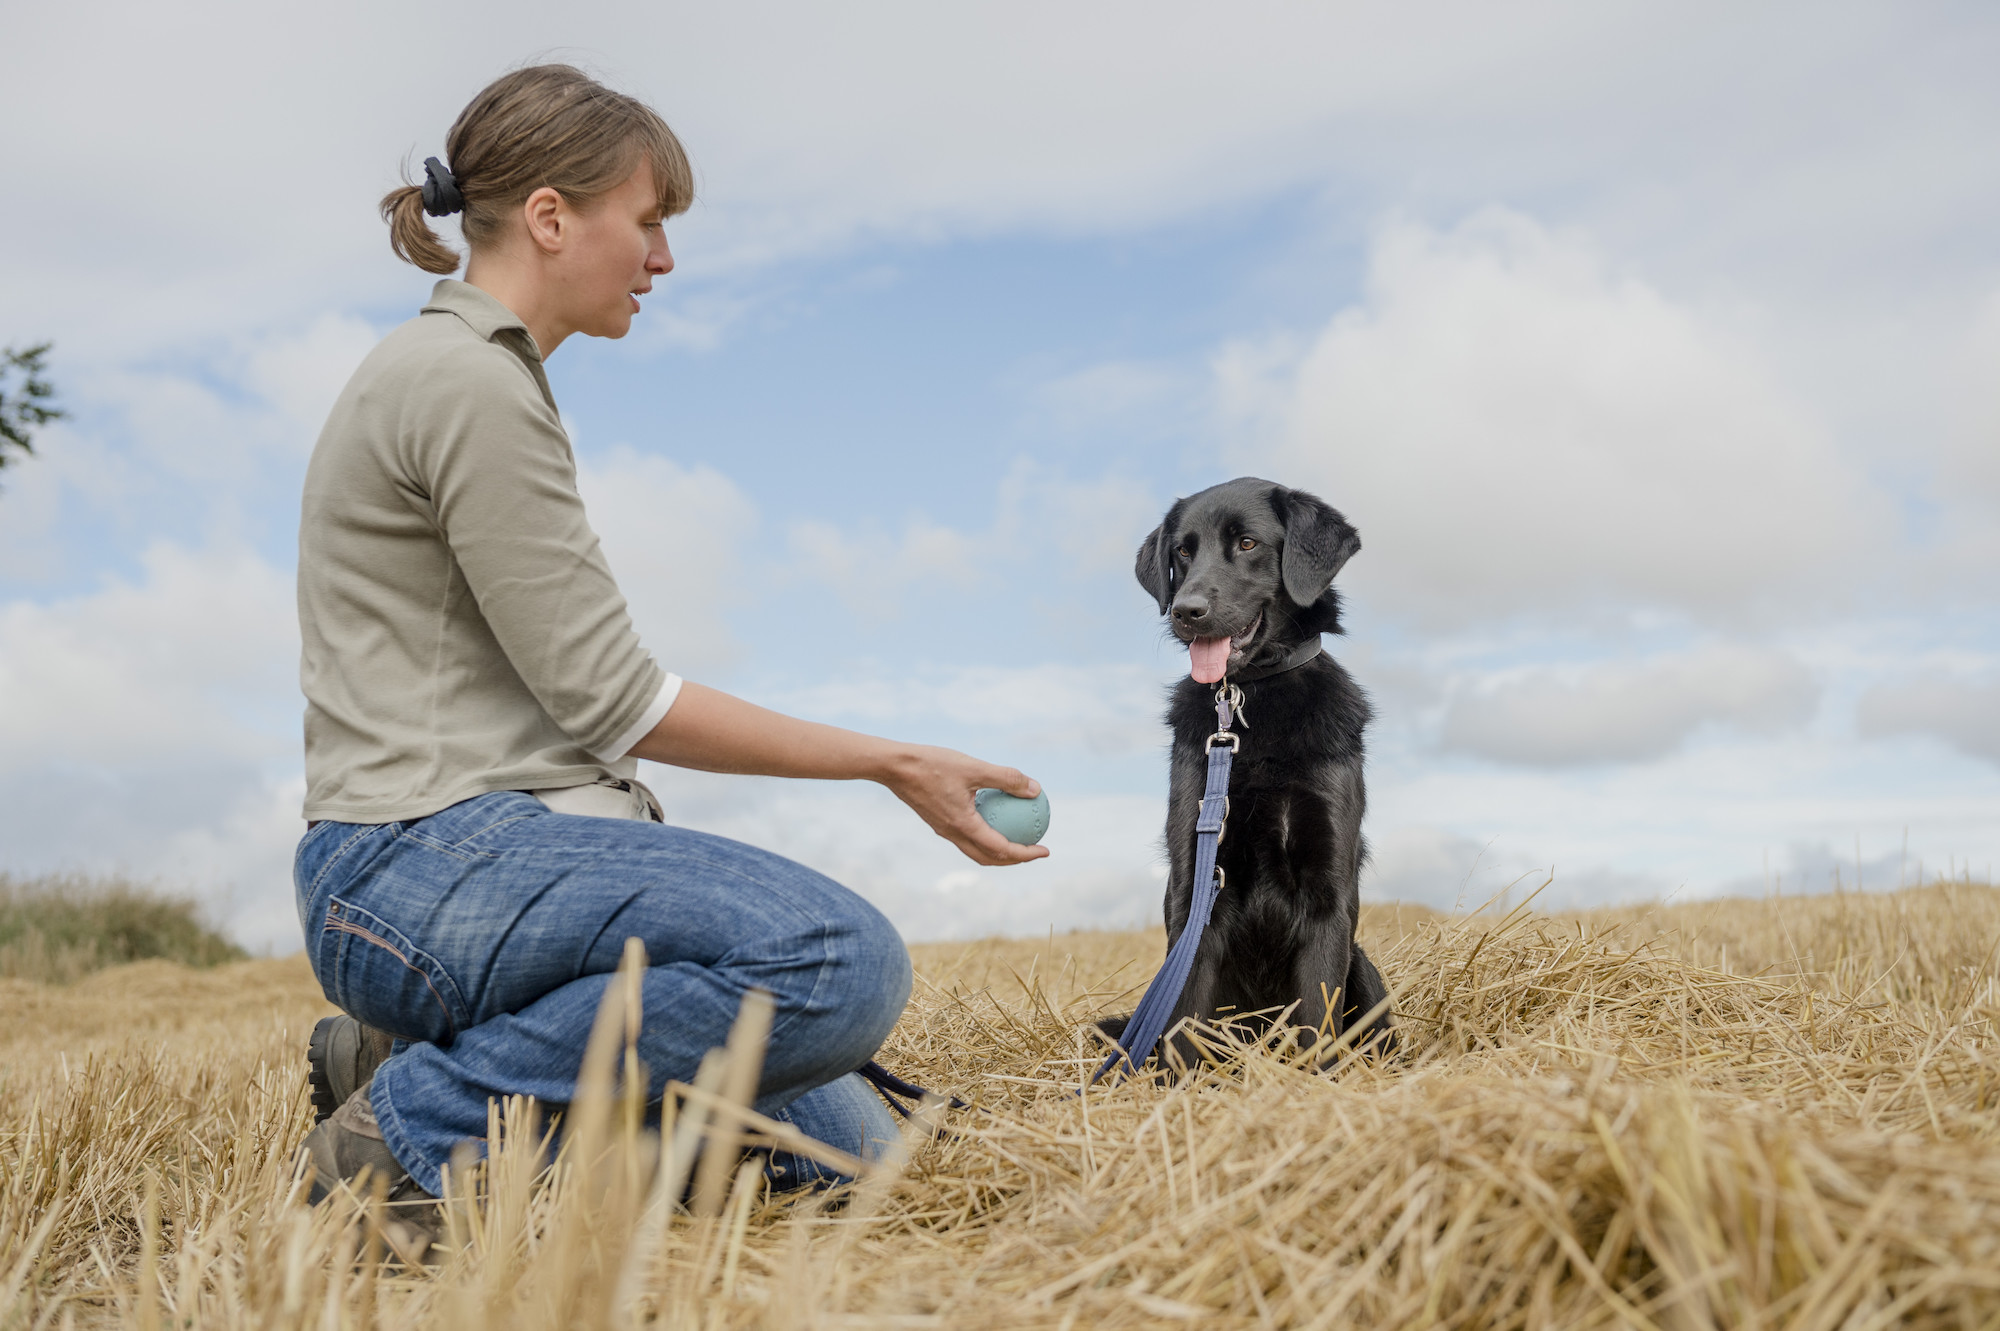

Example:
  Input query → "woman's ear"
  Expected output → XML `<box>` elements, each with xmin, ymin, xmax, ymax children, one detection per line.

<box><xmin>1277</xmin><ymin>488</ymin><xmax>1360</xmax><ymax>606</ymax></box>
<box><xmin>1133</xmin><ymin>510</ymin><xmax>1179</xmax><ymax>615</ymax></box>
<box><xmin>522</xmin><ymin>185</ymin><xmax>568</xmax><ymax>255</ymax></box>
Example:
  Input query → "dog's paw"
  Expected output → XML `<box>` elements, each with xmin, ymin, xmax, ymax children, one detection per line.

<box><xmin>1091</xmin><ymin>1014</ymin><xmax>1131</xmax><ymax>1043</ymax></box>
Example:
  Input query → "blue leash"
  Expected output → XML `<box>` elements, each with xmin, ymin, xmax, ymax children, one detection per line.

<box><xmin>1089</xmin><ymin>681</ymin><xmax>1243</xmax><ymax>1085</ymax></box>
<box><xmin>857</xmin><ymin>1059</ymin><xmax>969</xmax><ymax>1116</ymax></box>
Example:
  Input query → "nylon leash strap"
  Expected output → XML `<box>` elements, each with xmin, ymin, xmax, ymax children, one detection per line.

<box><xmin>1090</xmin><ymin>681</ymin><xmax>1242</xmax><ymax>1085</ymax></box>
<box><xmin>857</xmin><ymin>1058</ymin><xmax>969</xmax><ymax>1116</ymax></box>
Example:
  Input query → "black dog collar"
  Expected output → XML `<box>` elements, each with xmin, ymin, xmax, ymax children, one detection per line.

<box><xmin>1231</xmin><ymin>638</ymin><xmax>1323</xmax><ymax>683</ymax></box>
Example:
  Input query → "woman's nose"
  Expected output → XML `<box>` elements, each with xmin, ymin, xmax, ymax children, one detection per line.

<box><xmin>652</xmin><ymin>238</ymin><xmax>675</xmax><ymax>275</ymax></box>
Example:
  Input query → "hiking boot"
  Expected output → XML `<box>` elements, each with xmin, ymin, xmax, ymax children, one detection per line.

<box><xmin>307</xmin><ymin>1014</ymin><xmax>396</xmax><ymax>1124</ymax></box>
<box><xmin>298</xmin><ymin>1087</ymin><xmax>443</xmax><ymax>1266</ymax></box>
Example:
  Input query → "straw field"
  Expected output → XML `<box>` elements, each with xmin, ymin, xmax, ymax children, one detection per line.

<box><xmin>5</xmin><ymin>879</ymin><xmax>2000</xmax><ymax>1328</ymax></box>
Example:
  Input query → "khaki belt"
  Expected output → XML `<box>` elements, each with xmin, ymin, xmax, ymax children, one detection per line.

<box><xmin>306</xmin><ymin>777</ymin><xmax>664</xmax><ymax>831</ymax></box>
<box><xmin>527</xmin><ymin>776</ymin><xmax>664</xmax><ymax>823</ymax></box>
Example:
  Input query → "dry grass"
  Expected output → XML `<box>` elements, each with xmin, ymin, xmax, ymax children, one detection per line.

<box><xmin>5</xmin><ymin>880</ymin><xmax>2000</xmax><ymax>1328</ymax></box>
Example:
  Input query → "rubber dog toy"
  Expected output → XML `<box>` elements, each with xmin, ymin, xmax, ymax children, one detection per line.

<box><xmin>975</xmin><ymin>788</ymin><xmax>1050</xmax><ymax>845</ymax></box>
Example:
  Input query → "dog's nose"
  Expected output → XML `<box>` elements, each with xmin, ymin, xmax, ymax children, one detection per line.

<box><xmin>1173</xmin><ymin>598</ymin><xmax>1210</xmax><ymax>629</ymax></box>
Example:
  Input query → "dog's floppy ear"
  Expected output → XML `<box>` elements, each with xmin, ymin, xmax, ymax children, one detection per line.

<box><xmin>1134</xmin><ymin>505</ymin><xmax>1180</xmax><ymax>614</ymax></box>
<box><xmin>1276</xmin><ymin>487</ymin><xmax>1360</xmax><ymax>606</ymax></box>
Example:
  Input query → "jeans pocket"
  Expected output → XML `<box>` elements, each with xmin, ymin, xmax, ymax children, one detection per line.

<box><xmin>317</xmin><ymin>896</ymin><xmax>471</xmax><ymax>1046</ymax></box>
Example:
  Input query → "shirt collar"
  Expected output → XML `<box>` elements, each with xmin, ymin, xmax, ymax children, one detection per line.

<box><xmin>421</xmin><ymin>279</ymin><xmax>542</xmax><ymax>361</ymax></box>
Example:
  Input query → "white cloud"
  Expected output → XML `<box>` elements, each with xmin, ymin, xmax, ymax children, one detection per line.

<box><xmin>8</xmin><ymin>3</ymin><xmax>1999</xmax><ymax>358</ymax></box>
<box><xmin>1955</xmin><ymin>293</ymin><xmax>2000</xmax><ymax>505</ymax></box>
<box><xmin>240</xmin><ymin>314</ymin><xmax>382</xmax><ymax>448</ymax></box>
<box><xmin>575</xmin><ymin>445</ymin><xmax>758</xmax><ymax>676</ymax></box>
<box><xmin>768</xmin><ymin>662</ymin><xmax>1167</xmax><ymax>759</ymax></box>
<box><xmin>1361</xmin><ymin>825</ymin><xmax>1672</xmax><ymax>914</ymax></box>
<box><xmin>0</xmin><ymin>421</ymin><xmax>99</xmax><ymax>582</ymax></box>
<box><xmin>0</xmin><ymin>542</ymin><xmax>306</xmax><ymax>949</ymax></box>
<box><xmin>0</xmin><ymin>543</ymin><xmax>296</xmax><ymax>762</ymax></box>
<box><xmin>1249</xmin><ymin>210</ymin><xmax>1885</xmax><ymax>627</ymax></box>
<box><xmin>1438</xmin><ymin>644</ymin><xmax>1819</xmax><ymax>766</ymax></box>
<box><xmin>785</xmin><ymin>517</ymin><xmax>976</xmax><ymax>620</ymax></box>
<box><xmin>1857</xmin><ymin>673</ymin><xmax>2000</xmax><ymax>766</ymax></box>
<box><xmin>1033</xmin><ymin>361</ymin><xmax>1184</xmax><ymax>433</ymax></box>
<box><xmin>163</xmin><ymin>775</ymin><xmax>315</xmax><ymax>950</ymax></box>
<box><xmin>990</xmin><ymin>461</ymin><xmax>1167</xmax><ymax>584</ymax></box>
<box><xmin>1924</xmin><ymin>287</ymin><xmax>2000</xmax><ymax>593</ymax></box>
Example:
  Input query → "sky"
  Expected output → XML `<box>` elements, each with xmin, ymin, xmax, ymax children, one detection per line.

<box><xmin>2</xmin><ymin>1</ymin><xmax>1997</xmax><ymax>952</ymax></box>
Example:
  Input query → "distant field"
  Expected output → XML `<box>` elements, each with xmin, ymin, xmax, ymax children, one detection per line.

<box><xmin>4</xmin><ymin>883</ymin><xmax>1999</xmax><ymax>1327</ymax></box>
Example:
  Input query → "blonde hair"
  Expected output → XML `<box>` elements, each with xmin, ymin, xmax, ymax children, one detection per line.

<box><xmin>381</xmin><ymin>65</ymin><xmax>694</xmax><ymax>275</ymax></box>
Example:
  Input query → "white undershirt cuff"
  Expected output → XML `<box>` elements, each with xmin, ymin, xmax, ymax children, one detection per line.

<box><xmin>593</xmin><ymin>673</ymin><xmax>683</xmax><ymax>763</ymax></box>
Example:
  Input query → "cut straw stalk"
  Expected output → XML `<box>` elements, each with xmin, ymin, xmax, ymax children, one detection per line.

<box><xmin>612</xmin><ymin>987</ymin><xmax>782</xmax><ymax>1323</ymax></box>
<box><xmin>670</xmin><ymin>1080</ymin><xmax>877</xmax><ymax>1180</ymax></box>
<box><xmin>690</xmin><ymin>987</ymin><xmax>774</xmax><ymax>1219</ymax></box>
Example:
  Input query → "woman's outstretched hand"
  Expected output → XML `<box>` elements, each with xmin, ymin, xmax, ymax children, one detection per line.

<box><xmin>631</xmin><ymin>682</ymin><xmax>1050</xmax><ymax>867</ymax></box>
<box><xmin>880</xmin><ymin>744</ymin><xmax>1049</xmax><ymax>867</ymax></box>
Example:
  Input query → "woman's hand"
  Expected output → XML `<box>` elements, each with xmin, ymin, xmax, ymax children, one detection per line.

<box><xmin>879</xmin><ymin>744</ymin><xmax>1049</xmax><ymax>866</ymax></box>
<box><xmin>632</xmin><ymin>682</ymin><xmax>1049</xmax><ymax>866</ymax></box>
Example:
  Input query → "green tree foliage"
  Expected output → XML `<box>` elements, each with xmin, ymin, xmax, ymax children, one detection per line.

<box><xmin>0</xmin><ymin>342</ymin><xmax>65</xmax><ymax>475</ymax></box>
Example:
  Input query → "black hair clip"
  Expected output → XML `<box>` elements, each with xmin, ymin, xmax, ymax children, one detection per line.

<box><xmin>420</xmin><ymin>157</ymin><xmax>465</xmax><ymax>217</ymax></box>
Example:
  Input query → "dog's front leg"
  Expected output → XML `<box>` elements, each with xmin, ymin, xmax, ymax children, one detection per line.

<box><xmin>1159</xmin><ymin>938</ymin><xmax>1228</xmax><ymax>1073</ymax></box>
<box><xmin>1290</xmin><ymin>903</ymin><xmax>1360</xmax><ymax>1041</ymax></box>
<box><xmin>1290</xmin><ymin>757</ymin><xmax>1379</xmax><ymax>1053</ymax></box>
<box><xmin>1159</xmin><ymin>743</ymin><xmax>1204</xmax><ymax>947</ymax></box>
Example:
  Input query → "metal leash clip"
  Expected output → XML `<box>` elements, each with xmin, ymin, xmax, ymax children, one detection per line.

<box><xmin>1207</xmin><ymin>680</ymin><xmax>1246</xmax><ymax>750</ymax></box>
<box><xmin>1219</xmin><ymin>681</ymin><xmax>1247</xmax><ymax>729</ymax></box>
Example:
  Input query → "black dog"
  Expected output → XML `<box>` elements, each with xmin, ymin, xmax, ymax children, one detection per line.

<box><xmin>1102</xmin><ymin>477</ymin><xmax>1393</xmax><ymax>1067</ymax></box>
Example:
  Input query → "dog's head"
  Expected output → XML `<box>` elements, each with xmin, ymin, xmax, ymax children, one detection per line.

<box><xmin>1134</xmin><ymin>478</ymin><xmax>1359</xmax><ymax>681</ymax></box>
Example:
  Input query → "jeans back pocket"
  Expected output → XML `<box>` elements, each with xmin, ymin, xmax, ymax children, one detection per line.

<box><xmin>316</xmin><ymin>896</ymin><xmax>471</xmax><ymax>1046</ymax></box>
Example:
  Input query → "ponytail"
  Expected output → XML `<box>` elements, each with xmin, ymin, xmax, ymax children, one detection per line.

<box><xmin>380</xmin><ymin>183</ymin><xmax>464</xmax><ymax>275</ymax></box>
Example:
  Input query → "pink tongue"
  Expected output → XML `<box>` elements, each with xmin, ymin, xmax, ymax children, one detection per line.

<box><xmin>1189</xmin><ymin>636</ymin><xmax>1232</xmax><ymax>684</ymax></box>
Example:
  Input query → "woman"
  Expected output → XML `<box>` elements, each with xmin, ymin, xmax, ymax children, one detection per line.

<box><xmin>293</xmin><ymin>65</ymin><xmax>1044</xmax><ymax>1248</ymax></box>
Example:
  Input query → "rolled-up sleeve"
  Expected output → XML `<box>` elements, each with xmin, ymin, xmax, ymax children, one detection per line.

<box><xmin>408</xmin><ymin>344</ymin><xmax>670</xmax><ymax>760</ymax></box>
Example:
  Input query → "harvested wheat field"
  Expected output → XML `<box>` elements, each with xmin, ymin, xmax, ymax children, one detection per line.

<box><xmin>6</xmin><ymin>880</ymin><xmax>2000</xmax><ymax>1329</ymax></box>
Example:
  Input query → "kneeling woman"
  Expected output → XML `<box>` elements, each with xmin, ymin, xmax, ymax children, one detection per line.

<box><xmin>294</xmin><ymin>65</ymin><xmax>1044</xmax><ymax>1251</ymax></box>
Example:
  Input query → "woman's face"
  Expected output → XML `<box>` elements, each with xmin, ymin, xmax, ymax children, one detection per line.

<box><xmin>560</xmin><ymin>163</ymin><xmax>674</xmax><ymax>341</ymax></box>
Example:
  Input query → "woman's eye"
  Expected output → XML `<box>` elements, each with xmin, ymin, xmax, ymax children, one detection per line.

<box><xmin>1239</xmin><ymin>537</ymin><xmax>1258</xmax><ymax>551</ymax></box>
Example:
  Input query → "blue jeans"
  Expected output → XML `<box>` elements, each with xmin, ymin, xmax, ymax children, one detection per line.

<box><xmin>294</xmin><ymin>791</ymin><xmax>911</xmax><ymax>1196</ymax></box>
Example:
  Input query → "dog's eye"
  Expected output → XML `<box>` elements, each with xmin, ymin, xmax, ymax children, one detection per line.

<box><xmin>1176</xmin><ymin>547</ymin><xmax>1190</xmax><ymax>560</ymax></box>
<box><xmin>1238</xmin><ymin>537</ymin><xmax>1258</xmax><ymax>551</ymax></box>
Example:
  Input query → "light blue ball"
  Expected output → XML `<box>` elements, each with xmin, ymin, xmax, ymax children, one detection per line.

<box><xmin>975</xmin><ymin>788</ymin><xmax>1050</xmax><ymax>846</ymax></box>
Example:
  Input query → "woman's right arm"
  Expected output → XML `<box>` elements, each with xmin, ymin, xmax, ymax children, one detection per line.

<box><xmin>630</xmin><ymin>682</ymin><xmax>1049</xmax><ymax>867</ymax></box>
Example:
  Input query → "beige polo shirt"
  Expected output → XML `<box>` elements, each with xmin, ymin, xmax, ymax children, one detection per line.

<box><xmin>298</xmin><ymin>280</ymin><xmax>678</xmax><ymax>823</ymax></box>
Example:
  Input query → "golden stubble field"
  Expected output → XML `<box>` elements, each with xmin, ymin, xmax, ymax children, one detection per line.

<box><xmin>5</xmin><ymin>882</ymin><xmax>2000</xmax><ymax>1329</ymax></box>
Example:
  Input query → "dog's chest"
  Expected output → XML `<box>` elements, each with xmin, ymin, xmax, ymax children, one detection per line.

<box><xmin>1214</xmin><ymin>783</ymin><xmax>1338</xmax><ymax>899</ymax></box>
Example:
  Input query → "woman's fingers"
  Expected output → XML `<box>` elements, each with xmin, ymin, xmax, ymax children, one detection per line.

<box><xmin>984</xmin><ymin>765</ymin><xmax>1040</xmax><ymax>800</ymax></box>
<box><xmin>887</xmin><ymin>745</ymin><xmax>1050</xmax><ymax>866</ymax></box>
<box><xmin>931</xmin><ymin>786</ymin><xmax>1049</xmax><ymax>865</ymax></box>
<box><xmin>954</xmin><ymin>818</ymin><xmax>1050</xmax><ymax>865</ymax></box>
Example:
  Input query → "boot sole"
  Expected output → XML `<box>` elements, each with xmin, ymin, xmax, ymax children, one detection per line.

<box><xmin>307</xmin><ymin>1015</ymin><xmax>345</xmax><ymax>1124</ymax></box>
